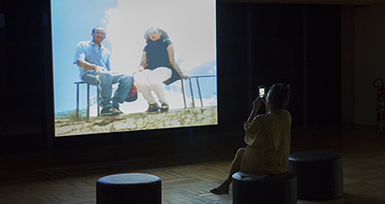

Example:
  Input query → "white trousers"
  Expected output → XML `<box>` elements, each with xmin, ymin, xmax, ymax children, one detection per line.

<box><xmin>134</xmin><ymin>67</ymin><xmax>172</xmax><ymax>104</ymax></box>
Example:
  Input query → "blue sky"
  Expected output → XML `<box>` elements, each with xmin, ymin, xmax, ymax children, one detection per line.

<box><xmin>51</xmin><ymin>0</ymin><xmax>216</xmax><ymax>113</ymax></box>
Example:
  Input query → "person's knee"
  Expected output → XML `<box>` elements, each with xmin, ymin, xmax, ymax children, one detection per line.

<box><xmin>81</xmin><ymin>74</ymin><xmax>99</xmax><ymax>85</ymax></box>
<box><xmin>98</xmin><ymin>72</ymin><xmax>112</xmax><ymax>81</ymax></box>
<box><xmin>133</xmin><ymin>73</ymin><xmax>147</xmax><ymax>85</ymax></box>
<box><xmin>148</xmin><ymin>78</ymin><xmax>163</xmax><ymax>87</ymax></box>
<box><xmin>120</xmin><ymin>75</ymin><xmax>133</xmax><ymax>84</ymax></box>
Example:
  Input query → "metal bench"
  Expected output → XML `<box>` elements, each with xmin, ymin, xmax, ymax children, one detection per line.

<box><xmin>74</xmin><ymin>81</ymin><xmax>99</xmax><ymax>118</ymax></box>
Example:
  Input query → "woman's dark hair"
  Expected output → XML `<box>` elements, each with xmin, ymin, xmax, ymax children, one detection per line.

<box><xmin>267</xmin><ymin>83</ymin><xmax>290</xmax><ymax>113</ymax></box>
<box><xmin>144</xmin><ymin>27</ymin><xmax>169</xmax><ymax>42</ymax></box>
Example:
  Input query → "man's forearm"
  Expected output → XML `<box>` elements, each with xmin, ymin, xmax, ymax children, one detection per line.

<box><xmin>76</xmin><ymin>60</ymin><xmax>96</xmax><ymax>70</ymax></box>
<box><xmin>76</xmin><ymin>60</ymin><xmax>105</xmax><ymax>75</ymax></box>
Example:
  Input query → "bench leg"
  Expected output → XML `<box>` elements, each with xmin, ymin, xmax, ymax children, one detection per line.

<box><xmin>76</xmin><ymin>83</ymin><xmax>80</xmax><ymax>118</ymax></box>
<box><xmin>97</xmin><ymin>87</ymin><xmax>100</xmax><ymax>116</ymax></box>
<box><xmin>87</xmin><ymin>83</ymin><xmax>90</xmax><ymax>118</ymax></box>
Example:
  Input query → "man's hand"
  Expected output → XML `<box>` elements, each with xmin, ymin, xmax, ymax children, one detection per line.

<box><xmin>76</xmin><ymin>60</ymin><xmax>106</xmax><ymax>75</ymax></box>
<box><xmin>94</xmin><ymin>66</ymin><xmax>106</xmax><ymax>75</ymax></box>
<box><xmin>93</xmin><ymin>66</ymin><xmax>102</xmax><ymax>75</ymax></box>
<box><xmin>94</xmin><ymin>66</ymin><xmax>101</xmax><ymax>75</ymax></box>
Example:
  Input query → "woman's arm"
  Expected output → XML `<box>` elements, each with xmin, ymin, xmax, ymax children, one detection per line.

<box><xmin>137</xmin><ymin>51</ymin><xmax>148</xmax><ymax>72</ymax></box>
<box><xmin>167</xmin><ymin>44</ymin><xmax>189</xmax><ymax>79</ymax></box>
<box><xmin>244</xmin><ymin>97</ymin><xmax>265</xmax><ymax>143</ymax></box>
<box><xmin>247</xmin><ymin>97</ymin><xmax>262</xmax><ymax>121</ymax></box>
<box><xmin>247</xmin><ymin>96</ymin><xmax>267</xmax><ymax>121</ymax></box>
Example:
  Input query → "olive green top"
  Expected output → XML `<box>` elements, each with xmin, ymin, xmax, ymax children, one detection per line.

<box><xmin>241</xmin><ymin>110</ymin><xmax>292</xmax><ymax>175</ymax></box>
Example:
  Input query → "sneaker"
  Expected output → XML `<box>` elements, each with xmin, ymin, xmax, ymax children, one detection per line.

<box><xmin>160</xmin><ymin>103</ymin><xmax>169</xmax><ymax>112</ymax></box>
<box><xmin>100</xmin><ymin>107</ymin><xmax>123</xmax><ymax>116</ymax></box>
<box><xmin>146</xmin><ymin>103</ymin><xmax>159</xmax><ymax>112</ymax></box>
<box><xmin>114</xmin><ymin>108</ymin><xmax>124</xmax><ymax>115</ymax></box>
<box><xmin>112</xmin><ymin>104</ymin><xmax>124</xmax><ymax>114</ymax></box>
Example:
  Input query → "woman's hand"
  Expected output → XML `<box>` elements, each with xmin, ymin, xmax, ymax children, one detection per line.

<box><xmin>248</xmin><ymin>95</ymin><xmax>268</xmax><ymax>120</ymax></box>
<box><xmin>252</xmin><ymin>95</ymin><xmax>267</xmax><ymax>113</ymax></box>
<box><xmin>136</xmin><ymin>51</ymin><xmax>147</xmax><ymax>74</ymax></box>
<box><xmin>167</xmin><ymin>45</ymin><xmax>188</xmax><ymax>79</ymax></box>
<box><xmin>179</xmin><ymin>72</ymin><xmax>190</xmax><ymax>79</ymax></box>
<box><xmin>261</xmin><ymin>93</ymin><xmax>269</xmax><ymax>113</ymax></box>
<box><xmin>252</xmin><ymin>97</ymin><xmax>263</xmax><ymax>111</ymax></box>
<box><xmin>260</xmin><ymin>94</ymin><xmax>267</xmax><ymax>104</ymax></box>
<box><xmin>248</xmin><ymin>97</ymin><xmax>262</xmax><ymax>121</ymax></box>
<box><xmin>133</xmin><ymin>66</ymin><xmax>145</xmax><ymax>75</ymax></box>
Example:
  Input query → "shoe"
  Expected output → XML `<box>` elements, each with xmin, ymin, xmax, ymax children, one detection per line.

<box><xmin>210</xmin><ymin>186</ymin><xmax>229</xmax><ymax>195</ymax></box>
<box><xmin>100</xmin><ymin>107</ymin><xmax>123</xmax><ymax>116</ymax></box>
<box><xmin>112</xmin><ymin>104</ymin><xmax>124</xmax><ymax>115</ymax></box>
<box><xmin>160</xmin><ymin>103</ymin><xmax>169</xmax><ymax>112</ymax></box>
<box><xmin>114</xmin><ymin>108</ymin><xmax>124</xmax><ymax>115</ymax></box>
<box><xmin>146</xmin><ymin>103</ymin><xmax>159</xmax><ymax>112</ymax></box>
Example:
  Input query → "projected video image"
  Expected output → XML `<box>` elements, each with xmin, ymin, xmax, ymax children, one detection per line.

<box><xmin>51</xmin><ymin>0</ymin><xmax>217</xmax><ymax>137</ymax></box>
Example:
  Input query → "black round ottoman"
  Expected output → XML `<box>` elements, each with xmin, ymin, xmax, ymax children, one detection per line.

<box><xmin>96</xmin><ymin>173</ymin><xmax>162</xmax><ymax>204</ymax></box>
<box><xmin>288</xmin><ymin>151</ymin><xmax>343</xmax><ymax>200</ymax></box>
<box><xmin>232</xmin><ymin>171</ymin><xmax>297</xmax><ymax>204</ymax></box>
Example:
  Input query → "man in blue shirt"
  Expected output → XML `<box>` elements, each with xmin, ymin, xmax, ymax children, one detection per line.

<box><xmin>74</xmin><ymin>26</ymin><xmax>132</xmax><ymax>116</ymax></box>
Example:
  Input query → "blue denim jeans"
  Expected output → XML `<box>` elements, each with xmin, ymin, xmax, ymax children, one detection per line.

<box><xmin>81</xmin><ymin>71</ymin><xmax>133</xmax><ymax>109</ymax></box>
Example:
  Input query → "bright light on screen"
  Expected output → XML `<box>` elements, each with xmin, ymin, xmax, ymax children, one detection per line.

<box><xmin>51</xmin><ymin>0</ymin><xmax>217</xmax><ymax>137</ymax></box>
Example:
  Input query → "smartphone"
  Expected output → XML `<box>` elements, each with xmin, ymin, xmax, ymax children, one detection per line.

<box><xmin>258</xmin><ymin>85</ymin><xmax>265</xmax><ymax>98</ymax></box>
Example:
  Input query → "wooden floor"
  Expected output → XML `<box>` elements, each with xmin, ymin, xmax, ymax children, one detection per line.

<box><xmin>1</xmin><ymin>124</ymin><xmax>385</xmax><ymax>203</ymax></box>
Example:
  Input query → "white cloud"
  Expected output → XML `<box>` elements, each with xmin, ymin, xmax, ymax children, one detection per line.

<box><xmin>104</xmin><ymin>0</ymin><xmax>216</xmax><ymax>75</ymax></box>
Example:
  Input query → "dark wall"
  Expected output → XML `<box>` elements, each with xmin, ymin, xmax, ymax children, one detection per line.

<box><xmin>302</xmin><ymin>5</ymin><xmax>341</xmax><ymax>126</ymax></box>
<box><xmin>244</xmin><ymin>4</ymin><xmax>341</xmax><ymax>127</ymax></box>
<box><xmin>0</xmin><ymin>0</ymin><xmax>48</xmax><ymax>154</ymax></box>
<box><xmin>0</xmin><ymin>1</ymin><xmax>341</xmax><ymax>155</ymax></box>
